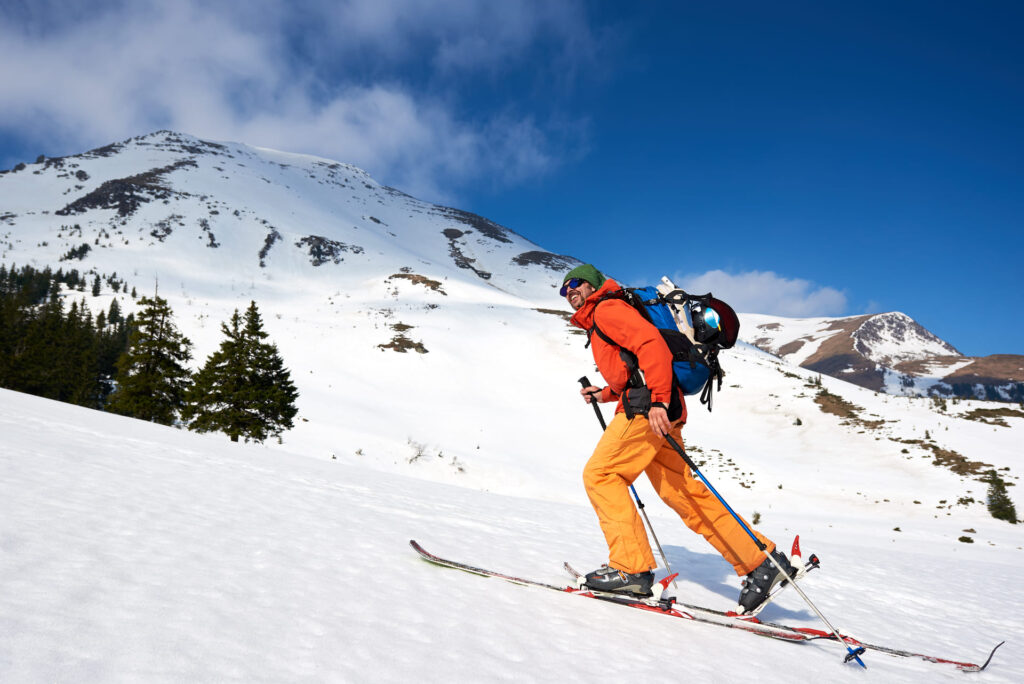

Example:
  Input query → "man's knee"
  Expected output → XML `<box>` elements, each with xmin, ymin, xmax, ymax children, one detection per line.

<box><xmin>582</xmin><ymin>458</ymin><xmax>606</xmax><ymax>491</ymax></box>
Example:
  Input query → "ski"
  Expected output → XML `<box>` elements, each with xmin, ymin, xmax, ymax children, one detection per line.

<box><xmin>411</xmin><ymin>539</ymin><xmax>811</xmax><ymax>642</ymax></box>
<box><xmin>410</xmin><ymin>539</ymin><xmax>1002</xmax><ymax>672</ymax></box>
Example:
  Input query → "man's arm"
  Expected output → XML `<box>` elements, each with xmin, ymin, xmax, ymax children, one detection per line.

<box><xmin>593</xmin><ymin>301</ymin><xmax>675</xmax><ymax>437</ymax></box>
<box><xmin>593</xmin><ymin>300</ymin><xmax>675</xmax><ymax>404</ymax></box>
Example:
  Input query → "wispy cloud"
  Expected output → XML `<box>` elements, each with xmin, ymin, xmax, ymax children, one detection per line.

<box><xmin>672</xmin><ymin>269</ymin><xmax>848</xmax><ymax>317</ymax></box>
<box><xmin>0</xmin><ymin>0</ymin><xmax>597</xmax><ymax>202</ymax></box>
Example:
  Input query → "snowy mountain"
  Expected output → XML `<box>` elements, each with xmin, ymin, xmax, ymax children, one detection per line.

<box><xmin>0</xmin><ymin>130</ymin><xmax>577</xmax><ymax>300</ymax></box>
<box><xmin>2</xmin><ymin>131</ymin><xmax>1023</xmax><ymax>681</ymax></box>
<box><xmin>1</xmin><ymin>129</ymin><xmax>1022</xmax><ymax>498</ymax></box>
<box><xmin>1</xmin><ymin>130</ymin><xmax>593</xmax><ymax>493</ymax></box>
<box><xmin>743</xmin><ymin>311</ymin><xmax>1024</xmax><ymax>402</ymax></box>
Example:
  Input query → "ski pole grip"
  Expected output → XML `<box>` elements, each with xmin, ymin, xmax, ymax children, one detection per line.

<box><xmin>578</xmin><ymin>376</ymin><xmax>600</xmax><ymax>398</ymax></box>
<box><xmin>578</xmin><ymin>376</ymin><xmax>607</xmax><ymax>431</ymax></box>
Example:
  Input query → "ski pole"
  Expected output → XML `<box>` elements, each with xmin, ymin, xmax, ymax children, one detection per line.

<box><xmin>578</xmin><ymin>377</ymin><xmax>677</xmax><ymax>588</ymax></box>
<box><xmin>662</xmin><ymin>433</ymin><xmax>867</xmax><ymax>668</ymax></box>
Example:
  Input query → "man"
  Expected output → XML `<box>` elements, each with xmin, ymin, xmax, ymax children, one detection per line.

<box><xmin>562</xmin><ymin>263</ymin><xmax>793</xmax><ymax>613</ymax></box>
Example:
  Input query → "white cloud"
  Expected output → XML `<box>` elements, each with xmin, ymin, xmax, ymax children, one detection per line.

<box><xmin>0</xmin><ymin>0</ymin><xmax>595</xmax><ymax>202</ymax></box>
<box><xmin>672</xmin><ymin>269</ymin><xmax>848</xmax><ymax>317</ymax></box>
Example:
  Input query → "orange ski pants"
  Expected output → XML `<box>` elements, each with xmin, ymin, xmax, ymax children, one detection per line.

<box><xmin>583</xmin><ymin>412</ymin><xmax>775</xmax><ymax>576</ymax></box>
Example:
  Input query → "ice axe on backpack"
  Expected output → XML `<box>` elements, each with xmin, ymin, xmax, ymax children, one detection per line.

<box><xmin>578</xmin><ymin>376</ymin><xmax>677</xmax><ymax>588</ymax></box>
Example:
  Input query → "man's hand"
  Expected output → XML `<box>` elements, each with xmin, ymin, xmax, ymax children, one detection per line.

<box><xmin>580</xmin><ymin>386</ymin><xmax>602</xmax><ymax>404</ymax></box>
<box><xmin>648</xmin><ymin>404</ymin><xmax>671</xmax><ymax>438</ymax></box>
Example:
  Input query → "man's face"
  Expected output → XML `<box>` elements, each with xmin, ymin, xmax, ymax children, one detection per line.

<box><xmin>565</xmin><ymin>280</ymin><xmax>596</xmax><ymax>311</ymax></box>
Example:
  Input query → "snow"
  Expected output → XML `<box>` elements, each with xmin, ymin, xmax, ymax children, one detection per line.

<box><xmin>2</xmin><ymin>132</ymin><xmax>1023</xmax><ymax>681</ymax></box>
<box><xmin>2</xmin><ymin>383</ymin><xmax>1022</xmax><ymax>682</ymax></box>
<box><xmin>738</xmin><ymin>313</ymin><xmax>841</xmax><ymax>367</ymax></box>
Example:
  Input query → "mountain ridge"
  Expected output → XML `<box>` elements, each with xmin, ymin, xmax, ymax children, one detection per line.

<box><xmin>1</xmin><ymin>130</ymin><xmax>1020</xmax><ymax>504</ymax></box>
<box><xmin>743</xmin><ymin>311</ymin><xmax>1024</xmax><ymax>402</ymax></box>
<box><xmin>1</xmin><ymin>130</ymin><xmax>579</xmax><ymax>300</ymax></box>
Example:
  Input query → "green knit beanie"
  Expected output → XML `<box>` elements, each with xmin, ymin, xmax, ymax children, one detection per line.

<box><xmin>562</xmin><ymin>264</ymin><xmax>606</xmax><ymax>289</ymax></box>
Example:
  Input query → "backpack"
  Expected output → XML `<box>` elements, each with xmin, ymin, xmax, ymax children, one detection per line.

<box><xmin>588</xmin><ymin>277</ymin><xmax>740</xmax><ymax>412</ymax></box>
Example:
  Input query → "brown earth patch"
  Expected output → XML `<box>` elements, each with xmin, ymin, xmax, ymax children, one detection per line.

<box><xmin>893</xmin><ymin>355</ymin><xmax>965</xmax><ymax>375</ymax></box>
<box><xmin>946</xmin><ymin>355</ymin><xmax>1024</xmax><ymax>383</ymax></box>
<box><xmin>814</xmin><ymin>389</ymin><xmax>861</xmax><ymax>420</ymax></box>
<box><xmin>823</xmin><ymin>314</ymin><xmax>873</xmax><ymax>333</ymax></box>
<box><xmin>388</xmin><ymin>273</ymin><xmax>447</xmax><ymax>295</ymax></box>
<box><xmin>813</xmin><ymin>388</ymin><xmax>885</xmax><ymax>429</ymax></box>
<box><xmin>961</xmin><ymin>407</ymin><xmax>1024</xmax><ymax>427</ymax></box>
<box><xmin>378</xmin><ymin>334</ymin><xmax>428</xmax><ymax>354</ymax></box>
<box><xmin>777</xmin><ymin>338</ymin><xmax>807</xmax><ymax>356</ymax></box>
<box><xmin>892</xmin><ymin>439</ymin><xmax>990</xmax><ymax>477</ymax></box>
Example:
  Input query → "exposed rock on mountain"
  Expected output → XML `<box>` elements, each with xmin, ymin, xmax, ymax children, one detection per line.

<box><xmin>744</xmin><ymin>311</ymin><xmax>1024</xmax><ymax>401</ymax></box>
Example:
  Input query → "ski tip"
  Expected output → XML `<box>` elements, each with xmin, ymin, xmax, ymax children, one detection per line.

<box><xmin>791</xmin><ymin>534</ymin><xmax>801</xmax><ymax>559</ymax></box>
<box><xmin>978</xmin><ymin>641</ymin><xmax>1005</xmax><ymax>671</ymax></box>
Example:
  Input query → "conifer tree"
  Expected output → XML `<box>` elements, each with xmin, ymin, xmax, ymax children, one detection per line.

<box><xmin>184</xmin><ymin>301</ymin><xmax>298</xmax><ymax>443</ymax></box>
<box><xmin>107</xmin><ymin>295</ymin><xmax>193</xmax><ymax>425</ymax></box>
<box><xmin>108</xmin><ymin>298</ymin><xmax>122</xmax><ymax>325</ymax></box>
<box><xmin>985</xmin><ymin>469</ymin><xmax>1018</xmax><ymax>524</ymax></box>
<box><xmin>61</xmin><ymin>299</ymin><xmax>103</xmax><ymax>407</ymax></box>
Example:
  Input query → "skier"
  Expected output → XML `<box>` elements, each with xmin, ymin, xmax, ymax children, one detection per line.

<box><xmin>562</xmin><ymin>264</ymin><xmax>793</xmax><ymax>613</ymax></box>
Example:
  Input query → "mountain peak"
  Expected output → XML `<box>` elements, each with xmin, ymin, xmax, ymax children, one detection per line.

<box><xmin>1</xmin><ymin>131</ymin><xmax>579</xmax><ymax>301</ymax></box>
<box><xmin>742</xmin><ymin>310</ymin><xmax>1022</xmax><ymax>401</ymax></box>
<box><xmin>854</xmin><ymin>311</ymin><xmax>962</xmax><ymax>366</ymax></box>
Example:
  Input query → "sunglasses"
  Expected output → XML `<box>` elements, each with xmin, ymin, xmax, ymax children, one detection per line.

<box><xmin>560</xmin><ymin>278</ymin><xmax>586</xmax><ymax>297</ymax></box>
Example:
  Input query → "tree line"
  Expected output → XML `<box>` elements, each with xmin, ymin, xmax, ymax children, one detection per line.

<box><xmin>1</xmin><ymin>263</ymin><xmax>298</xmax><ymax>443</ymax></box>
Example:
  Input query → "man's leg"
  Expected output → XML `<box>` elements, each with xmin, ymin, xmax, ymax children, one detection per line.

<box><xmin>582</xmin><ymin>412</ymin><xmax>661</xmax><ymax>574</ymax></box>
<box><xmin>644</xmin><ymin>426</ymin><xmax>774</xmax><ymax>576</ymax></box>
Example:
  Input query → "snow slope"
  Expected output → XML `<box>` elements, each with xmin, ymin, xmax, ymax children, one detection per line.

<box><xmin>2</xmin><ymin>132</ymin><xmax>1023</xmax><ymax>681</ymax></box>
<box><xmin>2</xmin><ymin>386</ymin><xmax>1021</xmax><ymax>683</ymax></box>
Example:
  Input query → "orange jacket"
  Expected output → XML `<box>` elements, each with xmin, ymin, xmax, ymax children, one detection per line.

<box><xmin>570</xmin><ymin>278</ymin><xmax>686</xmax><ymax>420</ymax></box>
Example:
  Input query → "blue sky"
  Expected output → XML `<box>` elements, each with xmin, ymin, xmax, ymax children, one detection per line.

<box><xmin>1</xmin><ymin>1</ymin><xmax>1021</xmax><ymax>356</ymax></box>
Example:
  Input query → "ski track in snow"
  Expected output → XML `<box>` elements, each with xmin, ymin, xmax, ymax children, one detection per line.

<box><xmin>1</xmin><ymin>389</ymin><xmax>1022</xmax><ymax>683</ymax></box>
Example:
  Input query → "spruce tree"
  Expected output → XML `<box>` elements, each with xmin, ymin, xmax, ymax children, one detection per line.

<box><xmin>985</xmin><ymin>469</ymin><xmax>1018</xmax><ymax>524</ymax></box>
<box><xmin>184</xmin><ymin>301</ymin><xmax>298</xmax><ymax>443</ymax></box>
<box><xmin>61</xmin><ymin>300</ymin><xmax>103</xmax><ymax>407</ymax></box>
<box><xmin>108</xmin><ymin>298</ymin><xmax>122</xmax><ymax>325</ymax></box>
<box><xmin>107</xmin><ymin>295</ymin><xmax>193</xmax><ymax>425</ymax></box>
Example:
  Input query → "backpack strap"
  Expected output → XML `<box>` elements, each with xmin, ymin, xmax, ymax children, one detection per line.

<box><xmin>589</xmin><ymin>302</ymin><xmax>683</xmax><ymax>422</ymax></box>
<box><xmin>589</xmin><ymin>320</ymin><xmax>644</xmax><ymax>389</ymax></box>
<box><xmin>697</xmin><ymin>346</ymin><xmax>725</xmax><ymax>411</ymax></box>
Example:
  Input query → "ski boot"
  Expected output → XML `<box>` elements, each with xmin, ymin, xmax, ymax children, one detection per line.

<box><xmin>738</xmin><ymin>550</ymin><xmax>795</xmax><ymax>614</ymax></box>
<box><xmin>580</xmin><ymin>565</ymin><xmax>655</xmax><ymax>597</ymax></box>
